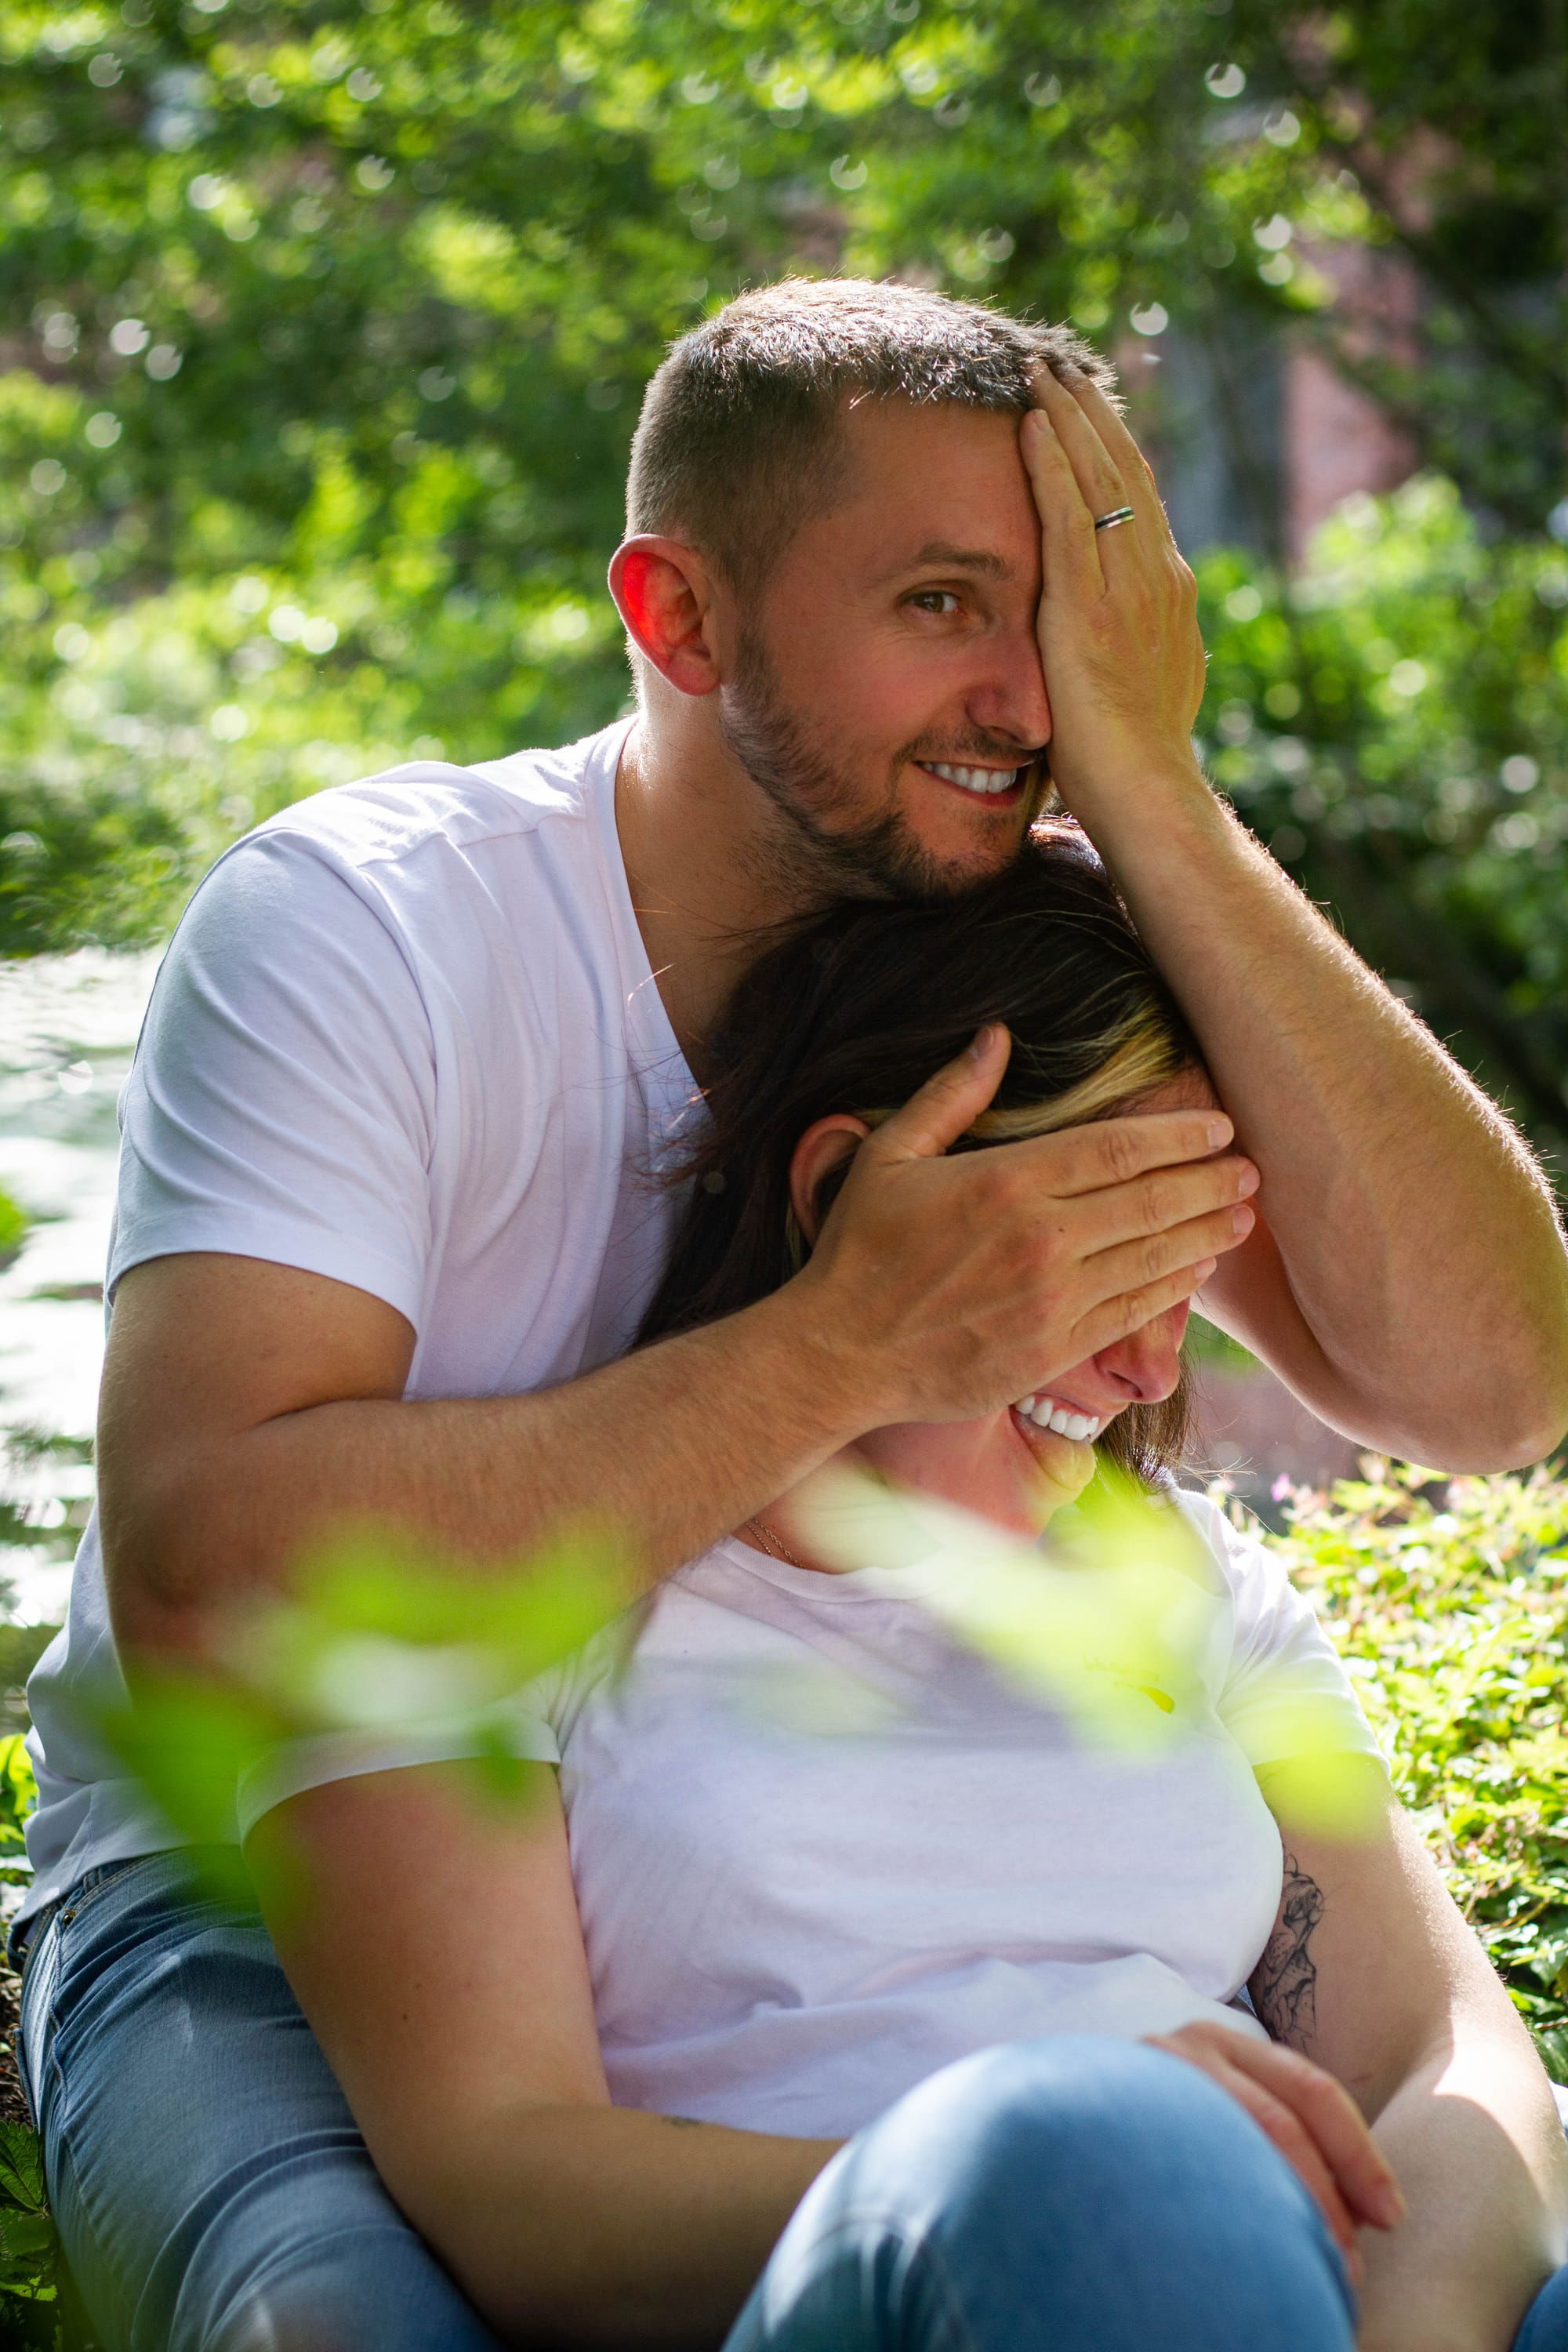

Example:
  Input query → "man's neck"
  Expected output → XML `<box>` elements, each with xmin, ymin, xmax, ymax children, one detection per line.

<box><xmin>614</xmin><ymin>701</ymin><xmax>821</xmax><ymax>1061</ymax></box>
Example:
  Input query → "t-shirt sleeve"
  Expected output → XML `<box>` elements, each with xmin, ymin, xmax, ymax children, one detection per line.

<box><xmin>232</xmin><ymin>1701</ymin><xmax>564</xmax><ymax>1845</ymax></box>
<box><xmin>230</xmin><ymin>1632</ymin><xmax>622</xmax><ymax>1842</ymax></box>
<box><xmin>110</xmin><ymin>829</ymin><xmax>438</xmax><ymax>1328</ymax></box>
<box><xmin>1179</xmin><ymin>1493</ymin><xmax>1383</xmax><ymax>1769</ymax></box>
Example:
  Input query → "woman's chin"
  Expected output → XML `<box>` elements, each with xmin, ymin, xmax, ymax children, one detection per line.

<box><xmin>843</xmin><ymin>1410</ymin><xmax>1102</xmax><ymax>1544</ymax></box>
<box><xmin>1011</xmin><ymin>1410</ymin><xmax>1098</xmax><ymax>1523</ymax></box>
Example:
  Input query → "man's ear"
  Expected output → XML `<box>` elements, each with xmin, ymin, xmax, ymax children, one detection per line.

<box><xmin>608</xmin><ymin>535</ymin><xmax>724</xmax><ymax>698</ymax></box>
<box><xmin>789</xmin><ymin>1115</ymin><xmax>873</xmax><ymax>1245</ymax></box>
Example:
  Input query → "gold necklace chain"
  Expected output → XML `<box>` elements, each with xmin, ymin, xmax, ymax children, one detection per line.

<box><xmin>740</xmin><ymin>1516</ymin><xmax>806</xmax><ymax>1570</ymax></box>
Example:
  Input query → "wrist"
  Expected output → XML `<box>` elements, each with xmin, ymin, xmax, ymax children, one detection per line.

<box><xmin>739</xmin><ymin>1274</ymin><xmax>890</xmax><ymax>1450</ymax></box>
<box><xmin>1053</xmin><ymin>743</ymin><xmax>1216</xmax><ymax>830</ymax></box>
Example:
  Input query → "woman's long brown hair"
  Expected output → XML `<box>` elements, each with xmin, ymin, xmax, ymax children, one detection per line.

<box><xmin>637</xmin><ymin>822</ymin><xmax>1203</xmax><ymax>1482</ymax></box>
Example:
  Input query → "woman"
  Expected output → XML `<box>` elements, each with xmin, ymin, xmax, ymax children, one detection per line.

<box><xmin>112</xmin><ymin>832</ymin><xmax>1568</xmax><ymax>2349</ymax></box>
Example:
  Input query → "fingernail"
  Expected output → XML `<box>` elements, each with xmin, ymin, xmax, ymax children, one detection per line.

<box><xmin>1236</xmin><ymin>1163</ymin><xmax>1260</xmax><ymax>1197</ymax></box>
<box><xmin>968</xmin><ymin>1023</ymin><xmax>1000</xmax><ymax>1062</ymax></box>
<box><xmin>1231</xmin><ymin>1203</ymin><xmax>1255</xmax><ymax>1236</ymax></box>
<box><xmin>1194</xmin><ymin>1258</ymin><xmax>1218</xmax><ymax>1281</ymax></box>
<box><xmin>1207</xmin><ymin>1118</ymin><xmax>1233</xmax><ymax>1149</ymax></box>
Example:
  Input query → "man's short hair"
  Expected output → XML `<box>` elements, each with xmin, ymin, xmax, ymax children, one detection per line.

<box><xmin>626</xmin><ymin>276</ymin><xmax>1116</xmax><ymax>592</ymax></box>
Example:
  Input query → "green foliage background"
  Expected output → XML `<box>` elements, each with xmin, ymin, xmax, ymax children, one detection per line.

<box><xmin>0</xmin><ymin>0</ymin><xmax>1563</xmax><ymax>1144</ymax></box>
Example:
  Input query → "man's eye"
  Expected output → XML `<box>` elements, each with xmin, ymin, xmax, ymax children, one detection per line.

<box><xmin>908</xmin><ymin>590</ymin><xmax>961</xmax><ymax>615</ymax></box>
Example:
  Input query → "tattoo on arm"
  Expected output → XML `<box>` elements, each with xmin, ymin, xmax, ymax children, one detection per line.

<box><xmin>1250</xmin><ymin>1853</ymin><xmax>1325</xmax><ymax>2053</ymax></box>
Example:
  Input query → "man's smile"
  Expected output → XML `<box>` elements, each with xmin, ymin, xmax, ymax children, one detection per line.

<box><xmin>914</xmin><ymin>759</ymin><xmax>1031</xmax><ymax>803</ymax></box>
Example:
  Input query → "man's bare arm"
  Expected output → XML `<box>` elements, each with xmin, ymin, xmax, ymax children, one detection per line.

<box><xmin>1088</xmin><ymin>776</ymin><xmax>1566</xmax><ymax>1471</ymax></box>
<box><xmin>101</xmin><ymin>1053</ymin><xmax>1254</xmax><ymax>1653</ymax></box>
<box><xmin>1023</xmin><ymin>366</ymin><xmax>1568</xmax><ymax>1471</ymax></box>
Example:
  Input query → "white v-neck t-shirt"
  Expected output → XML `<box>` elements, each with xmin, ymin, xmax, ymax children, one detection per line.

<box><xmin>460</xmin><ymin>1498</ymin><xmax>1375</xmax><ymax>2140</ymax></box>
<box><xmin>21</xmin><ymin>718</ymin><xmax>699</xmax><ymax>1919</ymax></box>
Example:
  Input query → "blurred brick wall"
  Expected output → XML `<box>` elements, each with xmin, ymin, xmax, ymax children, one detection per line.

<box><xmin>1283</xmin><ymin>242</ymin><xmax>1421</xmax><ymax>563</ymax></box>
<box><xmin>1190</xmin><ymin>1358</ymin><xmax>1362</xmax><ymax>1516</ymax></box>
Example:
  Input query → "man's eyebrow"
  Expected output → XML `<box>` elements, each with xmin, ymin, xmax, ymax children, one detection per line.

<box><xmin>874</xmin><ymin>539</ymin><xmax>1014</xmax><ymax>582</ymax></box>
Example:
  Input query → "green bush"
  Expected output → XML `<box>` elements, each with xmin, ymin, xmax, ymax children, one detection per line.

<box><xmin>1197</xmin><ymin>479</ymin><xmax>1568</xmax><ymax>1154</ymax></box>
<box><xmin>0</xmin><ymin>550</ymin><xmax>625</xmax><ymax>957</ymax></box>
<box><xmin>1263</xmin><ymin>1457</ymin><xmax>1568</xmax><ymax>2078</ymax></box>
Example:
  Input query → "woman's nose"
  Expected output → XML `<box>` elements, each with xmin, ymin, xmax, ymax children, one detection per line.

<box><xmin>1094</xmin><ymin>1312</ymin><xmax>1185</xmax><ymax>1405</ymax></box>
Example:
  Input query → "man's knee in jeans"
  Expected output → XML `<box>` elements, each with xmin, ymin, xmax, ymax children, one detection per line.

<box><xmin>176</xmin><ymin>2216</ymin><xmax>506</xmax><ymax>2352</ymax></box>
<box><xmin>17</xmin><ymin>1858</ymin><xmax>504</xmax><ymax>2352</ymax></box>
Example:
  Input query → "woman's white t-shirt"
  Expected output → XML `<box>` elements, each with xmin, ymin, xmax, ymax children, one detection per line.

<box><xmin>439</xmin><ymin>1497</ymin><xmax>1376</xmax><ymax>2142</ymax></box>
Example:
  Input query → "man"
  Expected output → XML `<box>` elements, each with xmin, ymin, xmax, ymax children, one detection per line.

<box><xmin>13</xmin><ymin>278</ymin><xmax>1568</xmax><ymax>2348</ymax></box>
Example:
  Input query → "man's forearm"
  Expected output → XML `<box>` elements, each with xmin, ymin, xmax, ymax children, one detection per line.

<box><xmin>405</xmin><ymin>2106</ymin><xmax>836</xmax><ymax>2349</ymax></box>
<box><xmin>107</xmin><ymin>1283</ymin><xmax>866</xmax><ymax>1653</ymax></box>
<box><xmin>1072</xmin><ymin>759</ymin><xmax>1568</xmax><ymax>1465</ymax></box>
<box><xmin>1356</xmin><ymin>2037</ymin><xmax>1568</xmax><ymax>2352</ymax></box>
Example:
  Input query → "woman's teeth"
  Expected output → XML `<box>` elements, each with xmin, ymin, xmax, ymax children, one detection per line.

<box><xmin>922</xmin><ymin>762</ymin><xmax>1022</xmax><ymax>796</ymax></box>
<box><xmin>1014</xmin><ymin>1395</ymin><xmax>1102</xmax><ymax>1442</ymax></box>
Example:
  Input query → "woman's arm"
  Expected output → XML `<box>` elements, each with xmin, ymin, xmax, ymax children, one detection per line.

<box><xmin>1250</xmin><ymin>1759</ymin><xmax>1568</xmax><ymax>2352</ymax></box>
<box><xmin>249</xmin><ymin>1762</ymin><xmax>839</xmax><ymax>2350</ymax></box>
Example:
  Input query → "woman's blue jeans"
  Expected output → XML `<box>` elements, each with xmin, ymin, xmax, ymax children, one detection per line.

<box><xmin>16</xmin><ymin>1848</ymin><xmax>1568</xmax><ymax>2352</ymax></box>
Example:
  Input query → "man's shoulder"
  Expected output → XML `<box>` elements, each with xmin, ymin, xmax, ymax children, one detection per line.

<box><xmin>242</xmin><ymin>723</ymin><xmax>625</xmax><ymax>885</ymax></box>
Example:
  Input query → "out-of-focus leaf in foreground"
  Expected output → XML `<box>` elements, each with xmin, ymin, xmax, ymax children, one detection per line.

<box><xmin>91</xmin><ymin>1523</ymin><xmax>634</xmax><ymax>1910</ymax></box>
<box><xmin>793</xmin><ymin>1458</ymin><xmax>1210</xmax><ymax>1749</ymax></box>
<box><xmin>792</xmin><ymin>1459</ymin><xmax>1382</xmax><ymax>1837</ymax></box>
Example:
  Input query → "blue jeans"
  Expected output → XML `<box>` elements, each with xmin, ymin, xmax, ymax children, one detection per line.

<box><xmin>16</xmin><ymin>1849</ymin><xmax>1568</xmax><ymax>2352</ymax></box>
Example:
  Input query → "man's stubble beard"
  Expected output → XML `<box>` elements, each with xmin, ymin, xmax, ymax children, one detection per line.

<box><xmin>718</xmin><ymin>626</ymin><xmax>1033</xmax><ymax>908</ymax></box>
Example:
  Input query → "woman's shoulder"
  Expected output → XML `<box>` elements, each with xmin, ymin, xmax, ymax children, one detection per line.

<box><xmin>1162</xmin><ymin>1475</ymin><xmax>1247</xmax><ymax>1553</ymax></box>
<box><xmin>1159</xmin><ymin>1477</ymin><xmax>1381</xmax><ymax>1766</ymax></box>
<box><xmin>1159</xmin><ymin>1476</ymin><xmax>1324</xmax><ymax>1671</ymax></box>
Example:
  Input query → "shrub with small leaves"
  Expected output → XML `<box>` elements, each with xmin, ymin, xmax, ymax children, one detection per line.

<box><xmin>1258</xmin><ymin>1458</ymin><xmax>1568</xmax><ymax>2079</ymax></box>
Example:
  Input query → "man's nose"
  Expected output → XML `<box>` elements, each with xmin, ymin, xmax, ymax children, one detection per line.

<box><xmin>967</xmin><ymin>621</ymin><xmax>1052</xmax><ymax>751</ymax></box>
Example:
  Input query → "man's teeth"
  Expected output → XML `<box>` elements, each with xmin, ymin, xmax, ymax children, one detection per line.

<box><xmin>923</xmin><ymin>761</ymin><xmax>1021</xmax><ymax>796</ymax></box>
<box><xmin>1014</xmin><ymin>1395</ymin><xmax>1102</xmax><ymax>1442</ymax></box>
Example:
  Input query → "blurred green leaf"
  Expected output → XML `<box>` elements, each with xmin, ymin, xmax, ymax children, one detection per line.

<box><xmin>0</xmin><ymin>1188</ymin><xmax>30</xmax><ymax>1271</ymax></box>
<box><xmin>0</xmin><ymin>2122</ymin><xmax>46</xmax><ymax>2216</ymax></box>
<box><xmin>0</xmin><ymin>1734</ymin><xmax>38</xmax><ymax>1880</ymax></box>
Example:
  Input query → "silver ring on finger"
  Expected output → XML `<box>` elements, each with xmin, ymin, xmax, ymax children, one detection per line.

<box><xmin>1092</xmin><ymin>506</ymin><xmax>1137</xmax><ymax>532</ymax></box>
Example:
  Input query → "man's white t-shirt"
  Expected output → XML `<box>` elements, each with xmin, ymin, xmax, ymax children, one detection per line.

<box><xmin>21</xmin><ymin>717</ymin><xmax>700</xmax><ymax>1918</ymax></box>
